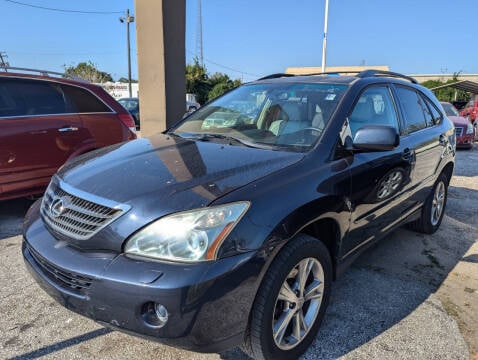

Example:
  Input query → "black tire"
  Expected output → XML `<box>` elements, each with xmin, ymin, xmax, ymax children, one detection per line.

<box><xmin>243</xmin><ymin>234</ymin><xmax>332</xmax><ymax>360</ymax></box>
<box><xmin>407</xmin><ymin>173</ymin><xmax>448</xmax><ymax>234</ymax></box>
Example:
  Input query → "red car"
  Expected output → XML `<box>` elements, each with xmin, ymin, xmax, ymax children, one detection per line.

<box><xmin>441</xmin><ymin>102</ymin><xmax>475</xmax><ymax>148</ymax></box>
<box><xmin>459</xmin><ymin>99</ymin><xmax>478</xmax><ymax>123</ymax></box>
<box><xmin>0</xmin><ymin>68</ymin><xmax>137</xmax><ymax>201</ymax></box>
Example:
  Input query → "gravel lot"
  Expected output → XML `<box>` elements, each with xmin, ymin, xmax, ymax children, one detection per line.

<box><xmin>1</xmin><ymin>145</ymin><xmax>477</xmax><ymax>360</ymax></box>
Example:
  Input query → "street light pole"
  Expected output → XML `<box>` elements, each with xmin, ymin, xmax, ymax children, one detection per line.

<box><xmin>120</xmin><ymin>9</ymin><xmax>135</xmax><ymax>97</ymax></box>
<box><xmin>321</xmin><ymin>0</ymin><xmax>329</xmax><ymax>73</ymax></box>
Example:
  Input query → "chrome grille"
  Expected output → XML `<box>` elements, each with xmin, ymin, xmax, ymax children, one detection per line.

<box><xmin>41</xmin><ymin>178</ymin><xmax>129</xmax><ymax>240</ymax></box>
<box><xmin>456</xmin><ymin>126</ymin><xmax>463</xmax><ymax>137</ymax></box>
<box><xmin>26</xmin><ymin>243</ymin><xmax>93</xmax><ymax>293</ymax></box>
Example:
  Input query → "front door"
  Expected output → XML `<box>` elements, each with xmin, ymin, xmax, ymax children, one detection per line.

<box><xmin>339</xmin><ymin>85</ymin><xmax>414</xmax><ymax>258</ymax></box>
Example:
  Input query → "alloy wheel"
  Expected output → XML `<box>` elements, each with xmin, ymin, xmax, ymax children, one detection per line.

<box><xmin>272</xmin><ymin>257</ymin><xmax>324</xmax><ymax>350</ymax></box>
<box><xmin>431</xmin><ymin>181</ymin><xmax>445</xmax><ymax>226</ymax></box>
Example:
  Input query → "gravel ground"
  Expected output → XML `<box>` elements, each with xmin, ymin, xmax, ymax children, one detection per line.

<box><xmin>1</xmin><ymin>145</ymin><xmax>476</xmax><ymax>360</ymax></box>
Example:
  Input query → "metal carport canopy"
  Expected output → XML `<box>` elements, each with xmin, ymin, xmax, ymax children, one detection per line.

<box><xmin>431</xmin><ymin>80</ymin><xmax>478</xmax><ymax>94</ymax></box>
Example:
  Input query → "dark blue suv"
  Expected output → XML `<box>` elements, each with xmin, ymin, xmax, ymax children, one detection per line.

<box><xmin>23</xmin><ymin>70</ymin><xmax>455</xmax><ymax>360</ymax></box>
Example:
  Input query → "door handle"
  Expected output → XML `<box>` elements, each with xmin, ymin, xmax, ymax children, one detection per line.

<box><xmin>402</xmin><ymin>148</ymin><xmax>413</xmax><ymax>161</ymax></box>
<box><xmin>58</xmin><ymin>127</ymin><xmax>79</xmax><ymax>132</ymax></box>
<box><xmin>439</xmin><ymin>134</ymin><xmax>448</xmax><ymax>145</ymax></box>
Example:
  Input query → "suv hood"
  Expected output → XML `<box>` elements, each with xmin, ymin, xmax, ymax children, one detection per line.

<box><xmin>448</xmin><ymin>115</ymin><xmax>470</xmax><ymax>126</ymax></box>
<box><xmin>59</xmin><ymin>133</ymin><xmax>304</xmax><ymax>214</ymax></box>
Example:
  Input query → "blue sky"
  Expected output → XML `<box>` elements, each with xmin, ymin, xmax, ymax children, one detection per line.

<box><xmin>2</xmin><ymin>0</ymin><xmax>478</xmax><ymax>82</ymax></box>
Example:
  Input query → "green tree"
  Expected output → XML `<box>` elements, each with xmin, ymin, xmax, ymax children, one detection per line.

<box><xmin>421</xmin><ymin>72</ymin><xmax>471</xmax><ymax>102</ymax></box>
<box><xmin>118</xmin><ymin>77</ymin><xmax>138</xmax><ymax>83</ymax></box>
<box><xmin>186</xmin><ymin>58</ymin><xmax>210</xmax><ymax>104</ymax></box>
<box><xmin>185</xmin><ymin>59</ymin><xmax>242</xmax><ymax>103</ymax></box>
<box><xmin>207</xmin><ymin>72</ymin><xmax>241</xmax><ymax>101</ymax></box>
<box><xmin>63</xmin><ymin>61</ymin><xmax>113</xmax><ymax>83</ymax></box>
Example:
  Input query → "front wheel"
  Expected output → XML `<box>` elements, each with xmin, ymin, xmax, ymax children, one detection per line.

<box><xmin>407</xmin><ymin>173</ymin><xmax>448</xmax><ymax>234</ymax></box>
<box><xmin>243</xmin><ymin>234</ymin><xmax>332</xmax><ymax>360</ymax></box>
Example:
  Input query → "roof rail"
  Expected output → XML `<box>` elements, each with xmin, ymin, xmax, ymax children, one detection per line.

<box><xmin>298</xmin><ymin>71</ymin><xmax>371</xmax><ymax>77</ymax></box>
<box><xmin>0</xmin><ymin>65</ymin><xmax>86</xmax><ymax>82</ymax></box>
<box><xmin>357</xmin><ymin>70</ymin><xmax>418</xmax><ymax>84</ymax></box>
<box><xmin>257</xmin><ymin>73</ymin><xmax>296</xmax><ymax>81</ymax></box>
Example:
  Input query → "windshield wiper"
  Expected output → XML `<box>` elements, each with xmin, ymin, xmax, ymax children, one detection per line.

<box><xmin>170</xmin><ymin>132</ymin><xmax>303</xmax><ymax>151</ymax></box>
<box><xmin>174</xmin><ymin>132</ymin><xmax>266</xmax><ymax>148</ymax></box>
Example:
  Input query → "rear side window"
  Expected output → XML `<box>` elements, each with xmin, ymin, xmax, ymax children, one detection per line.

<box><xmin>394</xmin><ymin>86</ymin><xmax>428</xmax><ymax>133</ymax></box>
<box><xmin>0</xmin><ymin>78</ymin><xmax>66</xmax><ymax>117</ymax></box>
<box><xmin>61</xmin><ymin>85</ymin><xmax>111</xmax><ymax>113</ymax></box>
<box><xmin>423</xmin><ymin>96</ymin><xmax>442</xmax><ymax>125</ymax></box>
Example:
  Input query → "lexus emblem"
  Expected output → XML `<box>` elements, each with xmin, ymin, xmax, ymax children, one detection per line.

<box><xmin>49</xmin><ymin>196</ymin><xmax>70</xmax><ymax>218</ymax></box>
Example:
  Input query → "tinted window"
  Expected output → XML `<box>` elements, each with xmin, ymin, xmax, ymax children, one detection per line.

<box><xmin>348</xmin><ymin>86</ymin><xmax>399</xmax><ymax>138</ymax></box>
<box><xmin>427</xmin><ymin>99</ymin><xmax>442</xmax><ymax>124</ymax></box>
<box><xmin>62</xmin><ymin>85</ymin><xmax>111</xmax><ymax>113</ymax></box>
<box><xmin>395</xmin><ymin>86</ymin><xmax>428</xmax><ymax>133</ymax></box>
<box><xmin>0</xmin><ymin>78</ymin><xmax>66</xmax><ymax>117</ymax></box>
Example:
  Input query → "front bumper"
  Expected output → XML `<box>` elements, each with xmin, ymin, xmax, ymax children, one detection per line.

<box><xmin>22</xmin><ymin>215</ymin><xmax>261</xmax><ymax>353</ymax></box>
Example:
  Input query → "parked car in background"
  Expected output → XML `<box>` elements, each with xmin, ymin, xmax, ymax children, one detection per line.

<box><xmin>441</xmin><ymin>102</ymin><xmax>475</xmax><ymax>147</ymax></box>
<box><xmin>118</xmin><ymin>97</ymin><xmax>140</xmax><ymax>130</ymax></box>
<box><xmin>459</xmin><ymin>99</ymin><xmax>478</xmax><ymax>124</ymax></box>
<box><xmin>186</xmin><ymin>100</ymin><xmax>200</xmax><ymax>112</ymax></box>
<box><xmin>451</xmin><ymin>100</ymin><xmax>467</xmax><ymax>111</ymax></box>
<box><xmin>23</xmin><ymin>70</ymin><xmax>455</xmax><ymax>360</ymax></box>
<box><xmin>0</xmin><ymin>67</ymin><xmax>137</xmax><ymax>201</ymax></box>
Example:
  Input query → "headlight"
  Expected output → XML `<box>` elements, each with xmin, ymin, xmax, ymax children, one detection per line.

<box><xmin>466</xmin><ymin>123</ymin><xmax>474</xmax><ymax>135</ymax></box>
<box><xmin>124</xmin><ymin>202</ymin><xmax>249</xmax><ymax>262</ymax></box>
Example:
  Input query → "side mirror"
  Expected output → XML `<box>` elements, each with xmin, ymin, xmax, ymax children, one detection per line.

<box><xmin>353</xmin><ymin>125</ymin><xmax>399</xmax><ymax>151</ymax></box>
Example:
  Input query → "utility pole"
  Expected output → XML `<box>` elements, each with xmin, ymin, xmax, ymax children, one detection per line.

<box><xmin>196</xmin><ymin>0</ymin><xmax>204</xmax><ymax>66</ymax></box>
<box><xmin>0</xmin><ymin>52</ymin><xmax>9</xmax><ymax>71</ymax></box>
<box><xmin>120</xmin><ymin>9</ymin><xmax>135</xmax><ymax>97</ymax></box>
<box><xmin>321</xmin><ymin>0</ymin><xmax>330</xmax><ymax>73</ymax></box>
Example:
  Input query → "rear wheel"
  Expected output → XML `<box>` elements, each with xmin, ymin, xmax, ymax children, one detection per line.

<box><xmin>407</xmin><ymin>173</ymin><xmax>448</xmax><ymax>234</ymax></box>
<box><xmin>243</xmin><ymin>234</ymin><xmax>332</xmax><ymax>360</ymax></box>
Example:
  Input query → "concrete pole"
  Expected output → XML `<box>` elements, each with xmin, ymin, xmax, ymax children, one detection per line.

<box><xmin>321</xmin><ymin>0</ymin><xmax>329</xmax><ymax>73</ymax></box>
<box><xmin>135</xmin><ymin>0</ymin><xmax>186</xmax><ymax>136</ymax></box>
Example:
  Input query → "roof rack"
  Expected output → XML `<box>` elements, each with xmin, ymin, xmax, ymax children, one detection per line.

<box><xmin>0</xmin><ymin>65</ymin><xmax>86</xmax><ymax>82</ymax></box>
<box><xmin>356</xmin><ymin>70</ymin><xmax>417</xmax><ymax>84</ymax></box>
<box><xmin>256</xmin><ymin>73</ymin><xmax>296</xmax><ymax>81</ymax></box>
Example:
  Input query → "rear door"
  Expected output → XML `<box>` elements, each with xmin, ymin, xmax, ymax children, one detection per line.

<box><xmin>392</xmin><ymin>85</ymin><xmax>444</xmax><ymax>204</ymax></box>
<box><xmin>0</xmin><ymin>77</ymin><xmax>88</xmax><ymax>197</ymax></box>
<box><xmin>61</xmin><ymin>85</ymin><xmax>127</xmax><ymax>147</ymax></box>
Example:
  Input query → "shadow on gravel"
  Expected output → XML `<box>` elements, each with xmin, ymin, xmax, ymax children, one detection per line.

<box><xmin>8</xmin><ymin>328</ymin><xmax>111</xmax><ymax>360</ymax></box>
<box><xmin>0</xmin><ymin>199</ymin><xmax>35</xmax><ymax>240</ymax></box>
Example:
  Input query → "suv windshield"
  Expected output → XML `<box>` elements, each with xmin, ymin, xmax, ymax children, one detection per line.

<box><xmin>171</xmin><ymin>82</ymin><xmax>347</xmax><ymax>151</ymax></box>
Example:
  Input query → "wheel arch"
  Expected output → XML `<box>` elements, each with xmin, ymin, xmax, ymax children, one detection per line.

<box><xmin>441</xmin><ymin>161</ymin><xmax>454</xmax><ymax>185</ymax></box>
<box><xmin>251</xmin><ymin>209</ymin><xmax>345</xmax><ymax>308</ymax></box>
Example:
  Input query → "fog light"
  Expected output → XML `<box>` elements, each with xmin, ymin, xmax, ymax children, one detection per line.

<box><xmin>154</xmin><ymin>303</ymin><xmax>169</xmax><ymax>326</ymax></box>
<box><xmin>141</xmin><ymin>302</ymin><xmax>169</xmax><ymax>328</ymax></box>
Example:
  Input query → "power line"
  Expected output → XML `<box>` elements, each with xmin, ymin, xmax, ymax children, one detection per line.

<box><xmin>186</xmin><ymin>49</ymin><xmax>259</xmax><ymax>78</ymax></box>
<box><xmin>3</xmin><ymin>0</ymin><xmax>123</xmax><ymax>14</ymax></box>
